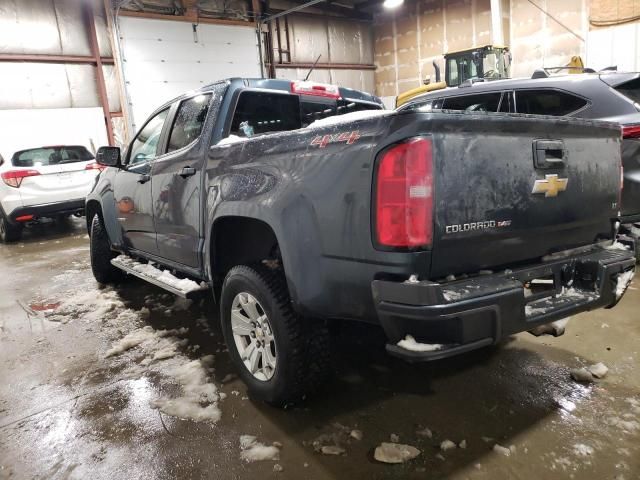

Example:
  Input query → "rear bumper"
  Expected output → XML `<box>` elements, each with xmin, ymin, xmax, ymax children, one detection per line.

<box><xmin>8</xmin><ymin>199</ymin><xmax>85</xmax><ymax>223</ymax></box>
<box><xmin>372</xmin><ymin>247</ymin><xmax>636</xmax><ymax>362</ymax></box>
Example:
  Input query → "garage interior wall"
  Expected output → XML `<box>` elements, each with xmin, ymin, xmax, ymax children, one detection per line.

<box><xmin>268</xmin><ymin>12</ymin><xmax>376</xmax><ymax>93</ymax></box>
<box><xmin>373</xmin><ymin>0</ymin><xmax>640</xmax><ymax>98</ymax></box>
<box><xmin>0</xmin><ymin>0</ymin><xmax>123</xmax><ymax>153</ymax></box>
<box><xmin>117</xmin><ymin>17</ymin><xmax>260</xmax><ymax>130</ymax></box>
<box><xmin>373</xmin><ymin>0</ymin><xmax>495</xmax><ymax>97</ymax></box>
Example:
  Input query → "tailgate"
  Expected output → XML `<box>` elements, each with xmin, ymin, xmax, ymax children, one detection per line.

<box><xmin>20</xmin><ymin>162</ymin><xmax>97</xmax><ymax>206</ymax></box>
<box><xmin>423</xmin><ymin>112</ymin><xmax>622</xmax><ymax>278</ymax></box>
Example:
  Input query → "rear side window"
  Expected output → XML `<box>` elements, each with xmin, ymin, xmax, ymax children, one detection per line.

<box><xmin>11</xmin><ymin>146</ymin><xmax>94</xmax><ymax>167</ymax></box>
<box><xmin>167</xmin><ymin>93</ymin><xmax>212</xmax><ymax>153</ymax></box>
<box><xmin>615</xmin><ymin>78</ymin><xmax>640</xmax><ymax>104</ymax></box>
<box><xmin>230</xmin><ymin>91</ymin><xmax>301</xmax><ymax>137</ymax></box>
<box><xmin>515</xmin><ymin>89</ymin><xmax>587</xmax><ymax>116</ymax></box>
<box><xmin>442</xmin><ymin>92</ymin><xmax>502</xmax><ymax>112</ymax></box>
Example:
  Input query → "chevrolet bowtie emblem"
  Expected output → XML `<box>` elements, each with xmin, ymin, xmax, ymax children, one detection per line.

<box><xmin>532</xmin><ymin>174</ymin><xmax>568</xmax><ymax>198</ymax></box>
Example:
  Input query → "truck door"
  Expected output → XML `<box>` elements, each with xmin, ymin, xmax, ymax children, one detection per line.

<box><xmin>113</xmin><ymin>107</ymin><xmax>169</xmax><ymax>255</ymax></box>
<box><xmin>150</xmin><ymin>93</ymin><xmax>213</xmax><ymax>268</ymax></box>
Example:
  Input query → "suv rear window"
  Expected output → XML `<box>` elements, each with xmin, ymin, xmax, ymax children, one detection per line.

<box><xmin>11</xmin><ymin>146</ymin><xmax>94</xmax><ymax>167</ymax></box>
<box><xmin>442</xmin><ymin>92</ymin><xmax>502</xmax><ymax>112</ymax></box>
<box><xmin>615</xmin><ymin>78</ymin><xmax>640</xmax><ymax>104</ymax></box>
<box><xmin>515</xmin><ymin>89</ymin><xmax>587</xmax><ymax>116</ymax></box>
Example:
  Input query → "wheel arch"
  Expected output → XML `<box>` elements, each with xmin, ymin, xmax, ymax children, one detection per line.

<box><xmin>209</xmin><ymin>215</ymin><xmax>281</xmax><ymax>278</ymax></box>
<box><xmin>85</xmin><ymin>199</ymin><xmax>103</xmax><ymax>235</ymax></box>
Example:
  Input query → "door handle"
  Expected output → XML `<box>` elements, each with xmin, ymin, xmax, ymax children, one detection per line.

<box><xmin>137</xmin><ymin>174</ymin><xmax>151</xmax><ymax>184</ymax></box>
<box><xmin>533</xmin><ymin>140</ymin><xmax>566</xmax><ymax>169</ymax></box>
<box><xmin>179</xmin><ymin>166</ymin><xmax>197</xmax><ymax>178</ymax></box>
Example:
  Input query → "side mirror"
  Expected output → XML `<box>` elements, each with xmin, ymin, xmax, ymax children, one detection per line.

<box><xmin>96</xmin><ymin>146</ymin><xmax>121</xmax><ymax>168</ymax></box>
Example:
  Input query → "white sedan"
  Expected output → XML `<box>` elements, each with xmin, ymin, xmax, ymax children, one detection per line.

<box><xmin>0</xmin><ymin>145</ymin><xmax>103</xmax><ymax>242</ymax></box>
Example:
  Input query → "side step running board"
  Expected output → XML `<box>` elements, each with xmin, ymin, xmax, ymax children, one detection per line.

<box><xmin>110</xmin><ymin>255</ymin><xmax>209</xmax><ymax>299</ymax></box>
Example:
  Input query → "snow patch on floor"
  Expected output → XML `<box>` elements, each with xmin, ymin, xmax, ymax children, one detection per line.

<box><xmin>239</xmin><ymin>435</ymin><xmax>280</xmax><ymax>462</ymax></box>
<box><xmin>396</xmin><ymin>335</ymin><xmax>443</xmax><ymax>352</ymax></box>
<box><xmin>572</xmin><ymin>443</ymin><xmax>594</xmax><ymax>457</ymax></box>
<box><xmin>151</xmin><ymin>356</ymin><xmax>221</xmax><ymax>423</ymax></box>
<box><xmin>40</xmin><ymin>286</ymin><xmax>223</xmax><ymax>424</ymax></box>
<box><xmin>374</xmin><ymin>442</ymin><xmax>421</xmax><ymax>464</ymax></box>
<box><xmin>607</xmin><ymin>417</ymin><xmax>640</xmax><ymax>433</ymax></box>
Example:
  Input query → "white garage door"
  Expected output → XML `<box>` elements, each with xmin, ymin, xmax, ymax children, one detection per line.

<box><xmin>0</xmin><ymin>108</ymin><xmax>108</xmax><ymax>162</ymax></box>
<box><xmin>118</xmin><ymin>17</ymin><xmax>260</xmax><ymax>131</ymax></box>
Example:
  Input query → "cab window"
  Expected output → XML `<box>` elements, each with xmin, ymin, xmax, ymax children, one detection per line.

<box><xmin>448</xmin><ymin>58</ymin><xmax>459</xmax><ymax>86</ymax></box>
<box><xmin>230</xmin><ymin>91</ymin><xmax>301</xmax><ymax>137</ymax></box>
<box><xmin>128</xmin><ymin>108</ymin><xmax>169</xmax><ymax>165</ymax></box>
<box><xmin>167</xmin><ymin>94</ymin><xmax>212</xmax><ymax>153</ymax></box>
<box><xmin>515</xmin><ymin>89</ymin><xmax>588</xmax><ymax>116</ymax></box>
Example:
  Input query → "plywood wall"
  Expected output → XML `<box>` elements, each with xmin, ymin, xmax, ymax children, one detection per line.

<box><xmin>373</xmin><ymin>0</ymin><xmax>640</xmax><ymax>98</ymax></box>
<box><xmin>509</xmin><ymin>0</ymin><xmax>587</xmax><ymax>78</ymax></box>
<box><xmin>373</xmin><ymin>0</ymin><xmax>493</xmax><ymax>97</ymax></box>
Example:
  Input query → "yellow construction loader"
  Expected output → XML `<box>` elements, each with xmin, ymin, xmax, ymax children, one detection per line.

<box><xmin>396</xmin><ymin>44</ymin><xmax>512</xmax><ymax>107</ymax></box>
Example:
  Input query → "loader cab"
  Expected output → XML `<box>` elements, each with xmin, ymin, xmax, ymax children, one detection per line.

<box><xmin>445</xmin><ymin>45</ymin><xmax>511</xmax><ymax>87</ymax></box>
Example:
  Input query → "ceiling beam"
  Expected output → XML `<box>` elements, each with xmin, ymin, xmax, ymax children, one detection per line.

<box><xmin>0</xmin><ymin>53</ymin><xmax>115</xmax><ymax>65</ymax></box>
<box><xmin>352</xmin><ymin>0</ymin><xmax>384</xmax><ymax>11</ymax></box>
<box><xmin>269</xmin><ymin>0</ymin><xmax>372</xmax><ymax>21</ymax></box>
<box><xmin>119</xmin><ymin>9</ymin><xmax>254</xmax><ymax>27</ymax></box>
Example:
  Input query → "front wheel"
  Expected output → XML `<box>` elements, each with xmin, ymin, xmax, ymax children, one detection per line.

<box><xmin>220</xmin><ymin>265</ymin><xmax>330</xmax><ymax>407</ymax></box>
<box><xmin>0</xmin><ymin>211</ymin><xmax>22</xmax><ymax>243</ymax></box>
<box><xmin>90</xmin><ymin>213</ymin><xmax>124</xmax><ymax>284</ymax></box>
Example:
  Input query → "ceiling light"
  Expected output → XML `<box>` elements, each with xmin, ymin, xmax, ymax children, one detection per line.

<box><xmin>383</xmin><ymin>0</ymin><xmax>403</xmax><ymax>8</ymax></box>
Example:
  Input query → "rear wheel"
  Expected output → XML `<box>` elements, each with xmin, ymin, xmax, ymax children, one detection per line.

<box><xmin>0</xmin><ymin>212</ymin><xmax>22</xmax><ymax>243</ymax></box>
<box><xmin>90</xmin><ymin>213</ymin><xmax>124</xmax><ymax>284</ymax></box>
<box><xmin>220</xmin><ymin>264</ymin><xmax>330</xmax><ymax>407</ymax></box>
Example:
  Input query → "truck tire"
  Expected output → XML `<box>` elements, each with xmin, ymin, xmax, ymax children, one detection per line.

<box><xmin>90</xmin><ymin>213</ymin><xmax>124</xmax><ymax>284</ymax></box>
<box><xmin>0</xmin><ymin>212</ymin><xmax>22</xmax><ymax>243</ymax></box>
<box><xmin>220</xmin><ymin>264</ymin><xmax>330</xmax><ymax>407</ymax></box>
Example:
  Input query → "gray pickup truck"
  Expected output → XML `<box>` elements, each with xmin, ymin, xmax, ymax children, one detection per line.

<box><xmin>87</xmin><ymin>78</ymin><xmax>636</xmax><ymax>405</ymax></box>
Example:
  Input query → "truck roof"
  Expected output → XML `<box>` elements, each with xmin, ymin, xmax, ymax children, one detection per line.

<box><xmin>156</xmin><ymin>77</ymin><xmax>383</xmax><ymax>113</ymax></box>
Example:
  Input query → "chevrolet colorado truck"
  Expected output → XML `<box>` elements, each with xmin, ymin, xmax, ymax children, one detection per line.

<box><xmin>87</xmin><ymin>78</ymin><xmax>636</xmax><ymax>406</ymax></box>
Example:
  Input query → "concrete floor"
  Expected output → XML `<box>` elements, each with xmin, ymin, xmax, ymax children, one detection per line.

<box><xmin>0</xmin><ymin>218</ymin><xmax>639</xmax><ymax>480</ymax></box>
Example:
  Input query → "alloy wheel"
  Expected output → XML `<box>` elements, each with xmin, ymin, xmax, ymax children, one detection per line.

<box><xmin>231</xmin><ymin>292</ymin><xmax>277</xmax><ymax>381</ymax></box>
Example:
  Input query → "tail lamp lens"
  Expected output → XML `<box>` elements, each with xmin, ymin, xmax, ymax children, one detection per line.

<box><xmin>622</xmin><ymin>124</ymin><xmax>640</xmax><ymax>139</ymax></box>
<box><xmin>1</xmin><ymin>169</ymin><xmax>40</xmax><ymax>188</ymax></box>
<box><xmin>85</xmin><ymin>162</ymin><xmax>105</xmax><ymax>171</ymax></box>
<box><xmin>290</xmin><ymin>80</ymin><xmax>341</xmax><ymax>99</ymax></box>
<box><xmin>375</xmin><ymin>138</ymin><xmax>433</xmax><ymax>248</ymax></box>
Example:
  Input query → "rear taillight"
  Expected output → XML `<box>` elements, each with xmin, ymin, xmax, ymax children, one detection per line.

<box><xmin>291</xmin><ymin>80</ymin><xmax>341</xmax><ymax>99</ymax></box>
<box><xmin>85</xmin><ymin>162</ymin><xmax>105</xmax><ymax>171</ymax></box>
<box><xmin>1</xmin><ymin>169</ymin><xmax>40</xmax><ymax>188</ymax></box>
<box><xmin>375</xmin><ymin>138</ymin><xmax>433</xmax><ymax>248</ymax></box>
<box><xmin>622</xmin><ymin>124</ymin><xmax>640</xmax><ymax>139</ymax></box>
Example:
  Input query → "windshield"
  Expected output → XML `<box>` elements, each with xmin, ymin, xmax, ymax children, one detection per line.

<box><xmin>11</xmin><ymin>146</ymin><xmax>94</xmax><ymax>167</ymax></box>
<box><xmin>483</xmin><ymin>50</ymin><xmax>509</xmax><ymax>79</ymax></box>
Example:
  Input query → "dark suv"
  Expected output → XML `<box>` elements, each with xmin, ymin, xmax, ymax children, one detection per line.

<box><xmin>400</xmin><ymin>72</ymin><xmax>640</xmax><ymax>247</ymax></box>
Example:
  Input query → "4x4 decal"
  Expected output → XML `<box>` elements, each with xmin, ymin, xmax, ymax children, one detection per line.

<box><xmin>310</xmin><ymin>130</ymin><xmax>361</xmax><ymax>148</ymax></box>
